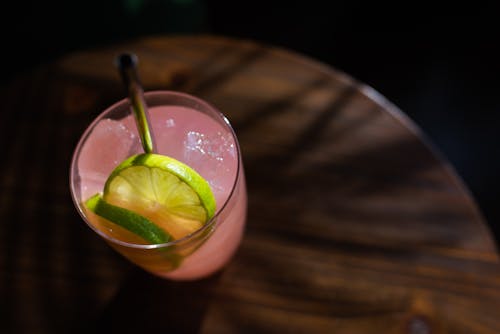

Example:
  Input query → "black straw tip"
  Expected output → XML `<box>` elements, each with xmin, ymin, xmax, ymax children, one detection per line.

<box><xmin>115</xmin><ymin>53</ymin><xmax>138</xmax><ymax>70</ymax></box>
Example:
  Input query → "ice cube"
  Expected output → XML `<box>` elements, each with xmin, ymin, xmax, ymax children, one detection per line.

<box><xmin>77</xmin><ymin>118</ymin><xmax>138</xmax><ymax>198</ymax></box>
<box><xmin>183</xmin><ymin>130</ymin><xmax>236</xmax><ymax>194</ymax></box>
<box><xmin>184</xmin><ymin>131</ymin><xmax>235</xmax><ymax>160</ymax></box>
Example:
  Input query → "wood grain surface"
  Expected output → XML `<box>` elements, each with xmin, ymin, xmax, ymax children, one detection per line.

<box><xmin>1</xmin><ymin>35</ymin><xmax>499</xmax><ymax>333</ymax></box>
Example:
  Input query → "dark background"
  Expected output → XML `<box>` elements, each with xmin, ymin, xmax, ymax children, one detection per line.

<box><xmin>2</xmin><ymin>0</ymin><xmax>499</xmax><ymax>242</ymax></box>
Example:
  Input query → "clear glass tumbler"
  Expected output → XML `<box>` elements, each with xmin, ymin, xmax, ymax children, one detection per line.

<box><xmin>70</xmin><ymin>91</ymin><xmax>247</xmax><ymax>280</ymax></box>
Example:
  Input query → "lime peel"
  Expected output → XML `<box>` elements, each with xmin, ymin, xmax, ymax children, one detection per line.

<box><xmin>85</xmin><ymin>193</ymin><xmax>172</xmax><ymax>244</ymax></box>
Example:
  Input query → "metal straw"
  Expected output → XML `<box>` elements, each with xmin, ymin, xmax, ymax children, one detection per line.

<box><xmin>116</xmin><ymin>53</ymin><xmax>156</xmax><ymax>153</ymax></box>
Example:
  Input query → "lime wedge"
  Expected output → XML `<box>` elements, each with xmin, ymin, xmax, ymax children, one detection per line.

<box><xmin>100</xmin><ymin>153</ymin><xmax>216</xmax><ymax>241</ymax></box>
<box><xmin>85</xmin><ymin>193</ymin><xmax>172</xmax><ymax>244</ymax></box>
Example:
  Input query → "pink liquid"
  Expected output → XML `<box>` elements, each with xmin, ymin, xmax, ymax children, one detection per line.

<box><xmin>74</xmin><ymin>100</ymin><xmax>247</xmax><ymax>280</ymax></box>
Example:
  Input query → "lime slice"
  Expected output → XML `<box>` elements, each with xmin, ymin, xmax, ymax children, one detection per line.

<box><xmin>85</xmin><ymin>194</ymin><xmax>172</xmax><ymax>244</ymax></box>
<box><xmin>101</xmin><ymin>153</ymin><xmax>216</xmax><ymax>240</ymax></box>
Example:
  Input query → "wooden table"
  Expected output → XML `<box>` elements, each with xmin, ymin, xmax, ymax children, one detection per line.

<box><xmin>1</xmin><ymin>35</ymin><xmax>499</xmax><ymax>333</ymax></box>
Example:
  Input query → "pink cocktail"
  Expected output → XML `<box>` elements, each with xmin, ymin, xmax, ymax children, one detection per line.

<box><xmin>70</xmin><ymin>91</ymin><xmax>247</xmax><ymax>280</ymax></box>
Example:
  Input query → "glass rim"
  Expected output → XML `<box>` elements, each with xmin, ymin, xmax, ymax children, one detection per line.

<box><xmin>70</xmin><ymin>90</ymin><xmax>242</xmax><ymax>250</ymax></box>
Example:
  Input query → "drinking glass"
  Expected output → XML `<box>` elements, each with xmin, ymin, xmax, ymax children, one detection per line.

<box><xmin>70</xmin><ymin>91</ymin><xmax>247</xmax><ymax>280</ymax></box>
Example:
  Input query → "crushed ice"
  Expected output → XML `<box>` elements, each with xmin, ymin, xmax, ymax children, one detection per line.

<box><xmin>184</xmin><ymin>131</ymin><xmax>235</xmax><ymax>160</ymax></box>
<box><xmin>184</xmin><ymin>131</ymin><xmax>236</xmax><ymax>192</ymax></box>
<box><xmin>165</xmin><ymin>118</ymin><xmax>176</xmax><ymax>128</ymax></box>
